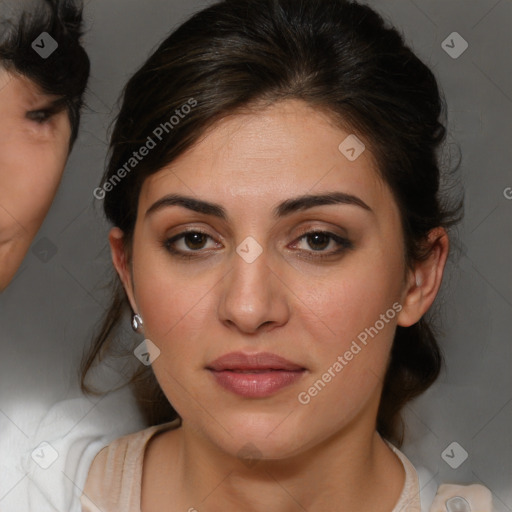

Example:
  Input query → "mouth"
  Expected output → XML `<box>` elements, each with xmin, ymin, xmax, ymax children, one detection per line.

<box><xmin>206</xmin><ymin>351</ymin><xmax>305</xmax><ymax>371</ymax></box>
<box><xmin>219</xmin><ymin>369</ymin><xmax>293</xmax><ymax>373</ymax></box>
<box><xmin>206</xmin><ymin>352</ymin><xmax>306</xmax><ymax>398</ymax></box>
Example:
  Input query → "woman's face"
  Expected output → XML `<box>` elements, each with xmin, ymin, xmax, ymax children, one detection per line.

<box><xmin>0</xmin><ymin>68</ymin><xmax>71</xmax><ymax>291</ymax></box>
<box><xmin>114</xmin><ymin>99</ymin><xmax>432</xmax><ymax>459</ymax></box>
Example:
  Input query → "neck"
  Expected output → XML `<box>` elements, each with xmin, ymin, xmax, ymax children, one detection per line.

<box><xmin>160</xmin><ymin>418</ymin><xmax>405</xmax><ymax>512</ymax></box>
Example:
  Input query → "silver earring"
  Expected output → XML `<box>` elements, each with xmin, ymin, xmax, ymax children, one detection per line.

<box><xmin>131</xmin><ymin>313</ymin><xmax>144</xmax><ymax>332</ymax></box>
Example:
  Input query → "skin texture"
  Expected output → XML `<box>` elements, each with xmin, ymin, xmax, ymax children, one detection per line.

<box><xmin>110</xmin><ymin>99</ymin><xmax>449</xmax><ymax>511</ymax></box>
<box><xmin>0</xmin><ymin>67</ymin><xmax>71</xmax><ymax>291</ymax></box>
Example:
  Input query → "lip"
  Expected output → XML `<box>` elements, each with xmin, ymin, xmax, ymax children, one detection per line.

<box><xmin>206</xmin><ymin>352</ymin><xmax>306</xmax><ymax>398</ymax></box>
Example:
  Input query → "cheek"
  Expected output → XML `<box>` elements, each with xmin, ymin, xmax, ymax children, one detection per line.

<box><xmin>304</xmin><ymin>274</ymin><xmax>397</xmax><ymax>387</ymax></box>
<box><xmin>133</xmin><ymin>266</ymin><xmax>213</xmax><ymax>414</ymax></box>
<box><xmin>131</xmin><ymin>250</ymin><xmax>220</xmax><ymax>370</ymax></box>
<box><xmin>294</xmin><ymin>277</ymin><xmax>399</xmax><ymax>435</ymax></box>
<box><xmin>298</xmin><ymin>253</ymin><xmax>403</xmax><ymax>350</ymax></box>
<box><xmin>0</xmin><ymin>138</ymin><xmax>68</xmax><ymax>233</ymax></box>
<box><xmin>292</xmin><ymin>248</ymin><xmax>403</xmax><ymax>404</ymax></box>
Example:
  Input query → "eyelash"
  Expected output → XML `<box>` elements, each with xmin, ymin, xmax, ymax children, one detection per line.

<box><xmin>162</xmin><ymin>229</ymin><xmax>353</xmax><ymax>261</ymax></box>
<box><xmin>26</xmin><ymin>109</ymin><xmax>56</xmax><ymax>124</ymax></box>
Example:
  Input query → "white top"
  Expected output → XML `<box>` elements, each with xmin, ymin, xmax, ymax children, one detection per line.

<box><xmin>0</xmin><ymin>383</ymin><xmax>145</xmax><ymax>512</ymax></box>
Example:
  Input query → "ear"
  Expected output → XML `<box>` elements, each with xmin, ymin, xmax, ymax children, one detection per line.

<box><xmin>397</xmin><ymin>227</ymin><xmax>450</xmax><ymax>327</ymax></box>
<box><xmin>109</xmin><ymin>227</ymin><xmax>138</xmax><ymax>314</ymax></box>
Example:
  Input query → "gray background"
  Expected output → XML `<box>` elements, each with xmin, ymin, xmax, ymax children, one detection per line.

<box><xmin>0</xmin><ymin>0</ymin><xmax>511</xmax><ymax>509</ymax></box>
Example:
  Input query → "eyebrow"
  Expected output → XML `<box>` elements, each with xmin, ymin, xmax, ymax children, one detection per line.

<box><xmin>48</xmin><ymin>96</ymin><xmax>68</xmax><ymax>109</ymax></box>
<box><xmin>26</xmin><ymin>93</ymin><xmax>68</xmax><ymax>113</ymax></box>
<box><xmin>146</xmin><ymin>192</ymin><xmax>372</xmax><ymax>221</ymax></box>
<box><xmin>40</xmin><ymin>96</ymin><xmax>68</xmax><ymax>112</ymax></box>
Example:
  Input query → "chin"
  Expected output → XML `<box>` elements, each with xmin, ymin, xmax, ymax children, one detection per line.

<box><xmin>202</xmin><ymin>410</ymin><xmax>309</xmax><ymax>461</ymax></box>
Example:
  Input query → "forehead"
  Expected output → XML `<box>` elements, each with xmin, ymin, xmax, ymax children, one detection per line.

<box><xmin>0</xmin><ymin>67</ymin><xmax>59</xmax><ymax>106</ymax></box>
<box><xmin>139</xmin><ymin>99</ymin><xmax>389</xmax><ymax>215</ymax></box>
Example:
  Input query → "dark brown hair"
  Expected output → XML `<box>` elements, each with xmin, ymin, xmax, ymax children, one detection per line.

<box><xmin>0</xmin><ymin>0</ymin><xmax>90</xmax><ymax>146</ymax></box>
<box><xmin>81</xmin><ymin>0</ymin><xmax>462</xmax><ymax>445</ymax></box>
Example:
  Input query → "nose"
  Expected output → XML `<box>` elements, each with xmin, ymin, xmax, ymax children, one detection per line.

<box><xmin>217</xmin><ymin>241</ymin><xmax>290</xmax><ymax>335</ymax></box>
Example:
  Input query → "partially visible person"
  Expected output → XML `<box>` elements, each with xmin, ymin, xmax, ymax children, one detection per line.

<box><xmin>0</xmin><ymin>2</ymin><xmax>146</xmax><ymax>511</ymax></box>
<box><xmin>0</xmin><ymin>0</ymin><xmax>88</xmax><ymax>291</ymax></box>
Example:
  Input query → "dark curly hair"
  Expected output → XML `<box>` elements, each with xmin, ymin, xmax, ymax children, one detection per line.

<box><xmin>80</xmin><ymin>0</ymin><xmax>462</xmax><ymax>446</ymax></box>
<box><xmin>0</xmin><ymin>0</ymin><xmax>90</xmax><ymax>146</ymax></box>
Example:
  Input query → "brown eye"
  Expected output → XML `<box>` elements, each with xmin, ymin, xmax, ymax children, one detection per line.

<box><xmin>182</xmin><ymin>232</ymin><xmax>209</xmax><ymax>250</ymax></box>
<box><xmin>291</xmin><ymin>230</ymin><xmax>353</xmax><ymax>260</ymax></box>
<box><xmin>163</xmin><ymin>230</ymin><xmax>220</xmax><ymax>260</ymax></box>
<box><xmin>304</xmin><ymin>232</ymin><xmax>331</xmax><ymax>251</ymax></box>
